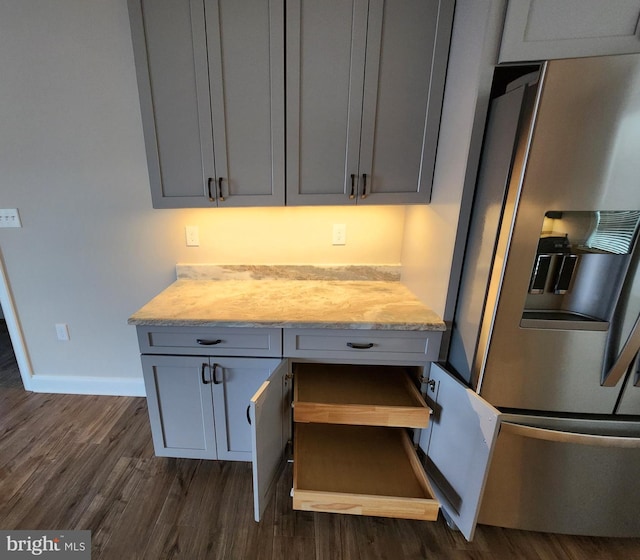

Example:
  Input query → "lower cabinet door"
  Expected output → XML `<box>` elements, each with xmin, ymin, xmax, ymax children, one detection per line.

<box><xmin>141</xmin><ymin>354</ymin><xmax>217</xmax><ymax>459</ymax></box>
<box><xmin>419</xmin><ymin>363</ymin><xmax>501</xmax><ymax>541</ymax></box>
<box><xmin>212</xmin><ymin>357</ymin><xmax>283</xmax><ymax>461</ymax></box>
<box><xmin>250</xmin><ymin>359</ymin><xmax>290</xmax><ymax>521</ymax></box>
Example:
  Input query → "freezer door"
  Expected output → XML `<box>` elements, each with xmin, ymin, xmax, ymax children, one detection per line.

<box><xmin>479</xmin><ymin>414</ymin><xmax>640</xmax><ymax>537</ymax></box>
<box><xmin>419</xmin><ymin>363</ymin><xmax>500</xmax><ymax>541</ymax></box>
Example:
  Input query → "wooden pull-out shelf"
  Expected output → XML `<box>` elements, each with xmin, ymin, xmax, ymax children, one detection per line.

<box><xmin>293</xmin><ymin>423</ymin><xmax>439</xmax><ymax>521</ymax></box>
<box><xmin>293</xmin><ymin>364</ymin><xmax>431</xmax><ymax>428</ymax></box>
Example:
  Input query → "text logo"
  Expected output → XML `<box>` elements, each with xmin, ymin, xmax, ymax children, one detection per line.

<box><xmin>0</xmin><ymin>531</ymin><xmax>90</xmax><ymax>559</ymax></box>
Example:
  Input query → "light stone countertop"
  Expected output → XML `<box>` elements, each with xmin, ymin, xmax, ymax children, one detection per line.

<box><xmin>128</xmin><ymin>278</ymin><xmax>445</xmax><ymax>331</ymax></box>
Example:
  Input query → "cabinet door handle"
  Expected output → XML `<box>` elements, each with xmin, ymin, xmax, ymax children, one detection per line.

<box><xmin>207</xmin><ymin>177</ymin><xmax>215</xmax><ymax>202</ymax></box>
<box><xmin>349</xmin><ymin>174</ymin><xmax>356</xmax><ymax>199</ymax></box>
<box><xmin>361</xmin><ymin>173</ymin><xmax>368</xmax><ymax>199</ymax></box>
<box><xmin>246</xmin><ymin>405</ymin><xmax>252</xmax><ymax>425</ymax></box>
<box><xmin>347</xmin><ymin>342</ymin><xmax>374</xmax><ymax>349</ymax></box>
<box><xmin>196</xmin><ymin>339</ymin><xmax>222</xmax><ymax>346</ymax></box>
<box><xmin>201</xmin><ymin>363</ymin><xmax>211</xmax><ymax>385</ymax></box>
<box><xmin>218</xmin><ymin>177</ymin><xmax>225</xmax><ymax>201</ymax></box>
<box><xmin>212</xmin><ymin>363</ymin><xmax>222</xmax><ymax>385</ymax></box>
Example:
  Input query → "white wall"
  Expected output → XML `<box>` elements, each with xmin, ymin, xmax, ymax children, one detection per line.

<box><xmin>0</xmin><ymin>0</ymin><xmax>407</xmax><ymax>395</ymax></box>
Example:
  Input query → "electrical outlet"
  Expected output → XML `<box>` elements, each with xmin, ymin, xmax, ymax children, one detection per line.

<box><xmin>55</xmin><ymin>323</ymin><xmax>70</xmax><ymax>341</ymax></box>
<box><xmin>185</xmin><ymin>225</ymin><xmax>199</xmax><ymax>247</ymax></box>
<box><xmin>332</xmin><ymin>224</ymin><xmax>346</xmax><ymax>246</ymax></box>
<box><xmin>0</xmin><ymin>208</ymin><xmax>22</xmax><ymax>228</ymax></box>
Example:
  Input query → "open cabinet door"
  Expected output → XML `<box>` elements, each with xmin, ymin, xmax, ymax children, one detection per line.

<box><xmin>250</xmin><ymin>359</ymin><xmax>289</xmax><ymax>522</ymax></box>
<box><xmin>419</xmin><ymin>363</ymin><xmax>501</xmax><ymax>541</ymax></box>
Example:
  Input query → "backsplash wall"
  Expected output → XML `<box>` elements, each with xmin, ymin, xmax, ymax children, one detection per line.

<box><xmin>171</xmin><ymin>206</ymin><xmax>406</xmax><ymax>265</ymax></box>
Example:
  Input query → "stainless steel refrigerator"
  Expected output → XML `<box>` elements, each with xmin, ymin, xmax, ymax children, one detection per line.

<box><xmin>446</xmin><ymin>53</ymin><xmax>640</xmax><ymax>537</ymax></box>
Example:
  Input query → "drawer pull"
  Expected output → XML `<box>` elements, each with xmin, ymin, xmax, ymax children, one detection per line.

<box><xmin>349</xmin><ymin>174</ymin><xmax>356</xmax><ymax>199</ymax></box>
<box><xmin>347</xmin><ymin>342</ymin><xmax>374</xmax><ymax>350</ymax></box>
<box><xmin>196</xmin><ymin>339</ymin><xmax>222</xmax><ymax>346</ymax></box>
<box><xmin>246</xmin><ymin>405</ymin><xmax>252</xmax><ymax>425</ymax></box>
<box><xmin>201</xmin><ymin>363</ymin><xmax>211</xmax><ymax>385</ymax></box>
<box><xmin>212</xmin><ymin>363</ymin><xmax>222</xmax><ymax>385</ymax></box>
<box><xmin>361</xmin><ymin>173</ymin><xmax>368</xmax><ymax>199</ymax></box>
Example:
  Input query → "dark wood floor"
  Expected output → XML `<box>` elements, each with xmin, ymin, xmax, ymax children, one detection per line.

<box><xmin>1</xmin><ymin>321</ymin><xmax>640</xmax><ymax>559</ymax></box>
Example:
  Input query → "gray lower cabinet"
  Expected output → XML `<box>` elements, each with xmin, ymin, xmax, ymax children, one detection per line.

<box><xmin>499</xmin><ymin>0</ymin><xmax>640</xmax><ymax>62</ymax></box>
<box><xmin>128</xmin><ymin>0</ymin><xmax>285</xmax><ymax>208</ymax></box>
<box><xmin>136</xmin><ymin>325</ymin><xmax>500</xmax><ymax>540</ymax></box>
<box><xmin>141</xmin><ymin>354</ymin><xmax>281</xmax><ymax>461</ymax></box>
<box><xmin>285</xmin><ymin>0</ymin><xmax>454</xmax><ymax>205</ymax></box>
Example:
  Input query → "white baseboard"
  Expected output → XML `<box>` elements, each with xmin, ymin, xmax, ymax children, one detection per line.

<box><xmin>28</xmin><ymin>374</ymin><xmax>146</xmax><ymax>397</ymax></box>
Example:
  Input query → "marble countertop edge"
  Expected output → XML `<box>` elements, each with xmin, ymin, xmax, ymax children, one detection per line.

<box><xmin>127</xmin><ymin>317</ymin><xmax>446</xmax><ymax>331</ymax></box>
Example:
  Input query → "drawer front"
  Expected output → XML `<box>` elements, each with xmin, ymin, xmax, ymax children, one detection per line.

<box><xmin>284</xmin><ymin>328</ymin><xmax>441</xmax><ymax>364</ymax></box>
<box><xmin>137</xmin><ymin>326</ymin><xmax>283</xmax><ymax>357</ymax></box>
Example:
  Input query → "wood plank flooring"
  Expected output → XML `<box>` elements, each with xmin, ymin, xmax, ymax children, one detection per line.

<box><xmin>1</xmin><ymin>321</ymin><xmax>640</xmax><ymax>559</ymax></box>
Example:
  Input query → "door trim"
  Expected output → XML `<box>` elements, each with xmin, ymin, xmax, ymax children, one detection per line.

<box><xmin>0</xmin><ymin>248</ymin><xmax>33</xmax><ymax>391</ymax></box>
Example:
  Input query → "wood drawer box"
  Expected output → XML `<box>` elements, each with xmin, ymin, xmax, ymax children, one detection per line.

<box><xmin>291</xmin><ymin>362</ymin><xmax>436</xmax><ymax>521</ymax></box>
<box><xmin>136</xmin><ymin>326</ymin><xmax>283</xmax><ymax>357</ymax></box>
<box><xmin>293</xmin><ymin>363</ymin><xmax>431</xmax><ymax>428</ymax></box>
<box><xmin>284</xmin><ymin>328</ymin><xmax>441</xmax><ymax>364</ymax></box>
<box><xmin>293</xmin><ymin>423</ymin><xmax>439</xmax><ymax>521</ymax></box>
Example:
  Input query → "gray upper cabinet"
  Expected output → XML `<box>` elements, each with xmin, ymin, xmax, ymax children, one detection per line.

<box><xmin>286</xmin><ymin>0</ymin><xmax>454</xmax><ymax>206</ymax></box>
<box><xmin>499</xmin><ymin>0</ymin><xmax>640</xmax><ymax>63</ymax></box>
<box><xmin>128</xmin><ymin>0</ymin><xmax>285</xmax><ymax>208</ymax></box>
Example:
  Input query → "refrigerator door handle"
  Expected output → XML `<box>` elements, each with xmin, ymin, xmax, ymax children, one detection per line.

<box><xmin>601</xmin><ymin>313</ymin><xmax>640</xmax><ymax>387</ymax></box>
<box><xmin>501</xmin><ymin>422</ymin><xmax>640</xmax><ymax>448</ymax></box>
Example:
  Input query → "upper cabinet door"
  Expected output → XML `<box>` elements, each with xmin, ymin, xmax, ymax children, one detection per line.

<box><xmin>129</xmin><ymin>0</ymin><xmax>215</xmax><ymax>208</ymax></box>
<box><xmin>357</xmin><ymin>0</ymin><xmax>454</xmax><ymax>205</ymax></box>
<box><xmin>128</xmin><ymin>0</ymin><xmax>285</xmax><ymax>208</ymax></box>
<box><xmin>286</xmin><ymin>0</ymin><xmax>454</xmax><ymax>206</ymax></box>
<box><xmin>285</xmin><ymin>0</ymin><xmax>368</xmax><ymax>206</ymax></box>
<box><xmin>499</xmin><ymin>0</ymin><xmax>640</xmax><ymax>63</ymax></box>
<box><xmin>419</xmin><ymin>363</ymin><xmax>501</xmax><ymax>541</ymax></box>
<box><xmin>204</xmin><ymin>0</ymin><xmax>285</xmax><ymax>206</ymax></box>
